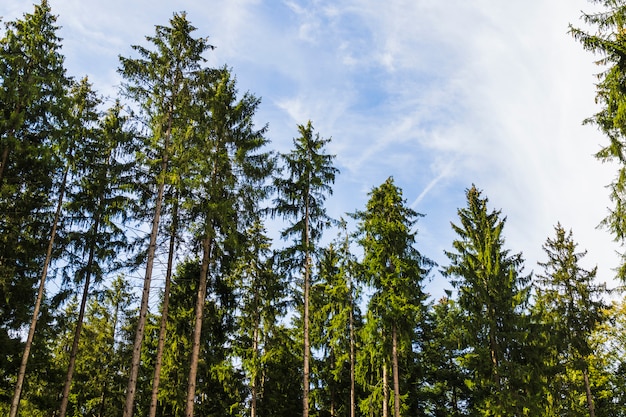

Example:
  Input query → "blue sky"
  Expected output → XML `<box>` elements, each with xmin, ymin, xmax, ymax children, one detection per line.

<box><xmin>2</xmin><ymin>0</ymin><xmax>620</xmax><ymax>299</ymax></box>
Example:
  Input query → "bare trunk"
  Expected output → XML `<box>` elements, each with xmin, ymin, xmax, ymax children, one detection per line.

<box><xmin>583</xmin><ymin>367</ymin><xmax>596</xmax><ymax>417</ymax></box>
<box><xmin>10</xmin><ymin>162</ymin><xmax>68</xmax><ymax>417</ymax></box>
<box><xmin>392</xmin><ymin>324</ymin><xmax>401</xmax><ymax>417</ymax></box>
<box><xmin>251</xmin><ymin>319</ymin><xmax>259</xmax><ymax>417</ymax></box>
<box><xmin>122</xmin><ymin>165</ymin><xmax>167</xmax><ymax>417</ymax></box>
<box><xmin>303</xmin><ymin>196</ymin><xmax>311</xmax><ymax>417</ymax></box>
<box><xmin>349</xmin><ymin>289</ymin><xmax>355</xmax><ymax>417</ymax></box>
<box><xmin>382</xmin><ymin>363</ymin><xmax>389</xmax><ymax>417</ymax></box>
<box><xmin>0</xmin><ymin>144</ymin><xmax>9</xmax><ymax>186</ymax></box>
<box><xmin>185</xmin><ymin>234</ymin><xmax>213</xmax><ymax>417</ymax></box>
<box><xmin>148</xmin><ymin>198</ymin><xmax>178</xmax><ymax>417</ymax></box>
<box><xmin>59</xmin><ymin>220</ymin><xmax>99</xmax><ymax>417</ymax></box>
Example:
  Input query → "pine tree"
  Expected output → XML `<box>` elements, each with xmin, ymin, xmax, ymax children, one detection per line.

<box><xmin>443</xmin><ymin>185</ymin><xmax>532</xmax><ymax>415</ymax></box>
<box><xmin>353</xmin><ymin>177</ymin><xmax>432</xmax><ymax>417</ymax></box>
<box><xmin>535</xmin><ymin>223</ymin><xmax>611</xmax><ymax>416</ymax></box>
<box><xmin>273</xmin><ymin>121</ymin><xmax>338</xmax><ymax>417</ymax></box>
<box><xmin>183</xmin><ymin>68</ymin><xmax>272</xmax><ymax>417</ymax></box>
<box><xmin>570</xmin><ymin>1</ymin><xmax>626</xmax><ymax>280</ymax></box>
<box><xmin>117</xmin><ymin>13</ymin><xmax>213</xmax><ymax>416</ymax></box>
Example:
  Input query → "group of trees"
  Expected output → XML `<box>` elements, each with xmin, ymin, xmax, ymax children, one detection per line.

<box><xmin>2</xmin><ymin>1</ymin><xmax>626</xmax><ymax>416</ymax></box>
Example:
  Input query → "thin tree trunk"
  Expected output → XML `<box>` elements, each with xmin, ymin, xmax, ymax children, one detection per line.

<box><xmin>58</xmin><ymin>217</ymin><xmax>101</xmax><ymax>417</ymax></box>
<box><xmin>349</xmin><ymin>288</ymin><xmax>355</xmax><ymax>417</ymax></box>
<box><xmin>0</xmin><ymin>144</ymin><xmax>9</xmax><ymax>186</ymax></box>
<box><xmin>122</xmin><ymin>144</ymin><xmax>169</xmax><ymax>417</ymax></box>
<box><xmin>251</xmin><ymin>317</ymin><xmax>259</xmax><ymax>417</ymax></box>
<box><xmin>382</xmin><ymin>363</ymin><xmax>389</xmax><ymax>417</ymax></box>
<box><xmin>303</xmin><ymin>193</ymin><xmax>311</xmax><ymax>417</ymax></box>
<box><xmin>583</xmin><ymin>367</ymin><xmax>596</xmax><ymax>417</ymax></box>
<box><xmin>9</xmin><ymin>161</ymin><xmax>68</xmax><ymax>417</ymax></box>
<box><xmin>185</xmin><ymin>233</ymin><xmax>213</xmax><ymax>417</ymax></box>
<box><xmin>391</xmin><ymin>323</ymin><xmax>401</xmax><ymax>417</ymax></box>
<box><xmin>149</xmin><ymin>196</ymin><xmax>178</xmax><ymax>417</ymax></box>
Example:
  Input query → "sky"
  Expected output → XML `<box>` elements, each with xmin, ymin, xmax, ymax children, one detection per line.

<box><xmin>2</xmin><ymin>0</ymin><xmax>621</xmax><ymax>300</ymax></box>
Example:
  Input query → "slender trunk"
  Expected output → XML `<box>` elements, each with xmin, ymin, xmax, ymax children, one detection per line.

<box><xmin>10</xmin><ymin>161</ymin><xmax>68</xmax><ymax>417</ymax></box>
<box><xmin>303</xmin><ymin>191</ymin><xmax>311</xmax><ymax>417</ymax></box>
<box><xmin>251</xmin><ymin>318</ymin><xmax>259</xmax><ymax>417</ymax></box>
<box><xmin>583</xmin><ymin>367</ymin><xmax>596</xmax><ymax>417</ymax></box>
<box><xmin>349</xmin><ymin>287</ymin><xmax>355</xmax><ymax>417</ymax></box>
<box><xmin>58</xmin><ymin>217</ymin><xmax>101</xmax><ymax>417</ymax></box>
<box><xmin>148</xmin><ymin>197</ymin><xmax>178</xmax><ymax>417</ymax></box>
<box><xmin>0</xmin><ymin>144</ymin><xmax>9</xmax><ymax>186</ymax></box>
<box><xmin>391</xmin><ymin>323</ymin><xmax>401</xmax><ymax>417</ymax></box>
<box><xmin>122</xmin><ymin>147</ymin><xmax>169</xmax><ymax>417</ymax></box>
<box><xmin>185</xmin><ymin>233</ymin><xmax>213</xmax><ymax>417</ymax></box>
<box><xmin>382</xmin><ymin>363</ymin><xmax>389</xmax><ymax>417</ymax></box>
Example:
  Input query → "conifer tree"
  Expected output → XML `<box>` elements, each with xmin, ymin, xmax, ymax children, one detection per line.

<box><xmin>571</xmin><ymin>1</ymin><xmax>626</xmax><ymax>280</ymax></box>
<box><xmin>273</xmin><ymin>121</ymin><xmax>338</xmax><ymax>417</ymax></box>
<box><xmin>0</xmin><ymin>3</ymin><xmax>71</xmax><ymax>415</ymax></box>
<box><xmin>117</xmin><ymin>13</ymin><xmax>213</xmax><ymax>416</ymax></box>
<box><xmin>535</xmin><ymin>223</ymin><xmax>610</xmax><ymax>416</ymax></box>
<box><xmin>444</xmin><ymin>185</ymin><xmax>532</xmax><ymax>415</ymax></box>
<box><xmin>353</xmin><ymin>177</ymin><xmax>432</xmax><ymax>417</ymax></box>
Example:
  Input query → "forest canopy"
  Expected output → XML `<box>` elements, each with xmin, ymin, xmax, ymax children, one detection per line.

<box><xmin>1</xmin><ymin>1</ymin><xmax>626</xmax><ymax>417</ymax></box>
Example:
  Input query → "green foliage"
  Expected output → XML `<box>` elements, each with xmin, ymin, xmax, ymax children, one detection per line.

<box><xmin>444</xmin><ymin>185</ymin><xmax>533</xmax><ymax>415</ymax></box>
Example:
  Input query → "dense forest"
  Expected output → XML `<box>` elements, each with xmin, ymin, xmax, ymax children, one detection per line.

<box><xmin>2</xmin><ymin>1</ymin><xmax>626</xmax><ymax>416</ymax></box>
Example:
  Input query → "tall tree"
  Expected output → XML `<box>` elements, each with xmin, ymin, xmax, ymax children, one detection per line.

<box><xmin>183</xmin><ymin>68</ymin><xmax>272</xmax><ymax>417</ymax></box>
<box><xmin>535</xmin><ymin>223</ymin><xmax>610</xmax><ymax>416</ymax></box>
<box><xmin>0</xmin><ymin>2</ymin><xmax>71</xmax><ymax>415</ymax></box>
<box><xmin>353</xmin><ymin>177</ymin><xmax>432</xmax><ymax>417</ymax></box>
<box><xmin>273</xmin><ymin>121</ymin><xmax>338</xmax><ymax>417</ymax></box>
<box><xmin>310</xmin><ymin>219</ymin><xmax>360</xmax><ymax>417</ymax></box>
<box><xmin>232</xmin><ymin>220</ymin><xmax>286</xmax><ymax>417</ymax></box>
<box><xmin>58</xmin><ymin>89</ymin><xmax>135</xmax><ymax>417</ymax></box>
<box><xmin>570</xmin><ymin>1</ymin><xmax>626</xmax><ymax>280</ymax></box>
<box><xmin>117</xmin><ymin>13</ymin><xmax>213</xmax><ymax>417</ymax></box>
<box><xmin>443</xmin><ymin>185</ymin><xmax>532</xmax><ymax>415</ymax></box>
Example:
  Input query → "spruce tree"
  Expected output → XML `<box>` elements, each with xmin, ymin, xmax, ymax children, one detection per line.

<box><xmin>273</xmin><ymin>121</ymin><xmax>338</xmax><ymax>417</ymax></box>
<box><xmin>353</xmin><ymin>177</ymin><xmax>432</xmax><ymax>417</ymax></box>
<box><xmin>443</xmin><ymin>185</ymin><xmax>532</xmax><ymax>415</ymax></box>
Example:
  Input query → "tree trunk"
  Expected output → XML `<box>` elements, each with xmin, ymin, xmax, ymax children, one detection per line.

<box><xmin>303</xmin><ymin>195</ymin><xmax>311</xmax><ymax>417</ymax></box>
<box><xmin>149</xmin><ymin>197</ymin><xmax>178</xmax><ymax>417</ymax></box>
<box><xmin>0</xmin><ymin>144</ymin><xmax>9</xmax><ymax>186</ymax></box>
<box><xmin>59</xmin><ymin>216</ymin><xmax>101</xmax><ymax>417</ymax></box>
<box><xmin>9</xmin><ymin>161</ymin><xmax>68</xmax><ymax>417</ymax></box>
<box><xmin>392</xmin><ymin>323</ymin><xmax>401</xmax><ymax>417</ymax></box>
<box><xmin>382</xmin><ymin>363</ymin><xmax>389</xmax><ymax>417</ymax></box>
<box><xmin>122</xmin><ymin>162</ymin><xmax>168</xmax><ymax>417</ymax></box>
<box><xmin>251</xmin><ymin>316</ymin><xmax>259</xmax><ymax>417</ymax></box>
<box><xmin>349</xmin><ymin>288</ymin><xmax>356</xmax><ymax>417</ymax></box>
<box><xmin>185</xmin><ymin>233</ymin><xmax>213</xmax><ymax>417</ymax></box>
<box><xmin>583</xmin><ymin>367</ymin><xmax>596</xmax><ymax>417</ymax></box>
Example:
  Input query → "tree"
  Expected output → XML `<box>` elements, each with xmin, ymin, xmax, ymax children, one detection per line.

<box><xmin>570</xmin><ymin>1</ymin><xmax>626</xmax><ymax>280</ymax></box>
<box><xmin>183</xmin><ymin>68</ymin><xmax>273</xmax><ymax>417</ymax></box>
<box><xmin>58</xmin><ymin>88</ymin><xmax>135</xmax><ymax>417</ymax></box>
<box><xmin>117</xmin><ymin>13</ymin><xmax>213</xmax><ymax>416</ymax></box>
<box><xmin>232</xmin><ymin>221</ymin><xmax>286</xmax><ymax>417</ymax></box>
<box><xmin>353</xmin><ymin>177</ymin><xmax>432</xmax><ymax>417</ymax></box>
<box><xmin>0</xmin><ymin>2</ymin><xmax>71</xmax><ymax>415</ymax></box>
<box><xmin>443</xmin><ymin>185</ymin><xmax>532</xmax><ymax>415</ymax></box>
<box><xmin>273</xmin><ymin>121</ymin><xmax>338</xmax><ymax>417</ymax></box>
<box><xmin>535</xmin><ymin>223</ymin><xmax>611</xmax><ymax>416</ymax></box>
<box><xmin>310</xmin><ymin>220</ymin><xmax>360</xmax><ymax>417</ymax></box>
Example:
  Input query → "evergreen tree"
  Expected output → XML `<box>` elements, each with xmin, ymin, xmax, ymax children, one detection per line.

<box><xmin>273</xmin><ymin>121</ymin><xmax>338</xmax><ymax>417</ymax></box>
<box><xmin>0</xmin><ymin>2</ymin><xmax>71</xmax><ymax>414</ymax></box>
<box><xmin>535</xmin><ymin>223</ymin><xmax>611</xmax><ymax>416</ymax></box>
<box><xmin>183</xmin><ymin>67</ymin><xmax>272</xmax><ymax>417</ymax></box>
<box><xmin>117</xmin><ymin>12</ymin><xmax>213</xmax><ymax>416</ymax></box>
<box><xmin>570</xmin><ymin>1</ymin><xmax>626</xmax><ymax>280</ymax></box>
<box><xmin>353</xmin><ymin>177</ymin><xmax>432</xmax><ymax>417</ymax></box>
<box><xmin>443</xmin><ymin>185</ymin><xmax>532</xmax><ymax>415</ymax></box>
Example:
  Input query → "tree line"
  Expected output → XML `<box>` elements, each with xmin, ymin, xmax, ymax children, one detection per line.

<box><xmin>1</xmin><ymin>1</ymin><xmax>626</xmax><ymax>416</ymax></box>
